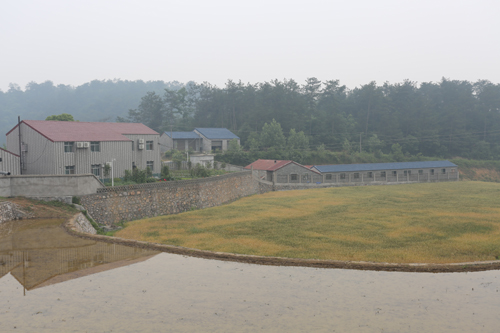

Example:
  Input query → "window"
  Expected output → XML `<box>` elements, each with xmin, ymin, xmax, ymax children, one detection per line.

<box><xmin>90</xmin><ymin>141</ymin><xmax>100</xmax><ymax>152</ymax></box>
<box><xmin>442</xmin><ymin>168</ymin><xmax>446</xmax><ymax>174</ymax></box>
<box><xmin>418</xmin><ymin>170</ymin><xmax>423</xmax><ymax>175</ymax></box>
<box><xmin>91</xmin><ymin>164</ymin><xmax>101</xmax><ymax>176</ymax></box>
<box><xmin>451</xmin><ymin>169</ymin><xmax>456</xmax><ymax>173</ymax></box>
<box><xmin>380</xmin><ymin>171</ymin><xmax>386</xmax><ymax>178</ymax></box>
<box><xmin>65</xmin><ymin>166</ymin><xmax>75</xmax><ymax>174</ymax></box>
<box><xmin>302</xmin><ymin>174</ymin><xmax>310</xmax><ymax>182</ymax></box>
<box><xmin>146</xmin><ymin>141</ymin><xmax>154</xmax><ymax>150</ymax></box>
<box><xmin>340</xmin><ymin>173</ymin><xmax>346</xmax><ymax>180</ymax></box>
<box><xmin>404</xmin><ymin>170</ymin><xmax>411</xmax><ymax>176</ymax></box>
<box><xmin>367</xmin><ymin>172</ymin><xmax>373</xmax><ymax>178</ymax></box>
<box><xmin>64</xmin><ymin>142</ymin><xmax>74</xmax><ymax>153</ymax></box>
<box><xmin>0</xmin><ymin>157</ymin><xmax>2</xmax><ymax>162</ymax></box>
<box><xmin>132</xmin><ymin>141</ymin><xmax>134</xmax><ymax>151</ymax></box>
<box><xmin>353</xmin><ymin>173</ymin><xmax>360</xmax><ymax>179</ymax></box>
<box><xmin>430</xmin><ymin>169</ymin><xmax>435</xmax><ymax>175</ymax></box>
<box><xmin>132</xmin><ymin>162</ymin><xmax>136</xmax><ymax>169</ymax></box>
<box><xmin>392</xmin><ymin>171</ymin><xmax>397</xmax><ymax>176</ymax></box>
<box><xmin>146</xmin><ymin>160</ymin><xmax>154</xmax><ymax>171</ymax></box>
<box><xmin>291</xmin><ymin>174</ymin><xmax>298</xmax><ymax>181</ymax></box>
<box><xmin>326</xmin><ymin>174</ymin><xmax>332</xmax><ymax>180</ymax></box>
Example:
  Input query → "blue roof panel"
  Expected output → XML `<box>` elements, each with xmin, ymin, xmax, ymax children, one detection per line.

<box><xmin>195</xmin><ymin>128</ymin><xmax>239</xmax><ymax>139</ymax></box>
<box><xmin>314</xmin><ymin>161</ymin><xmax>457</xmax><ymax>173</ymax></box>
<box><xmin>163</xmin><ymin>131</ymin><xmax>201</xmax><ymax>139</ymax></box>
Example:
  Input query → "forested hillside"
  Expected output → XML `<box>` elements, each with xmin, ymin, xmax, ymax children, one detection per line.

<box><xmin>2</xmin><ymin>78</ymin><xmax>500</xmax><ymax>162</ymax></box>
<box><xmin>121</xmin><ymin>78</ymin><xmax>500</xmax><ymax>161</ymax></box>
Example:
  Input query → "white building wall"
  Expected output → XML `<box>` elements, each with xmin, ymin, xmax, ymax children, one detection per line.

<box><xmin>6</xmin><ymin>124</ymin><xmax>161</xmax><ymax>178</ymax></box>
<box><xmin>7</xmin><ymin>124</ymin><xmax>57</xmax><ymax>175</ymax></box>
<box><xmin>0</xmin><ymin>149</ymin><xmax>20</xmax><ymax>175</ymax></box>
<box><xmin>159</xmin><ymin>133</ymin><xmax>173</xmax><ymax>154</ymax></box>
<box><xmin>123</xmin><ymin>134</ymin><xmax>161</xmax><ymax>175</ymax></box>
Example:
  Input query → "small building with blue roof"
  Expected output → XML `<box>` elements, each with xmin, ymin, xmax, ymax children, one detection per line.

<box><xmin>160</xmin><ymin>128</ymin><xmax>239</xmax><ymax>154</ymax></box>
<box><xmin>194</xmin><ymin>128</ymin><xmax>240</xmax><ymax>152</ymax></box>
<box><xmin>312</xmin><ymin>160</ymin><xmax>458</xmax><ymax>183</ymax></box>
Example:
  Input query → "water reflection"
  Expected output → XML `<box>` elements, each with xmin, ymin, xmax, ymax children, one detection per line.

<box><xmin>0</xmin><ymin>219</ymin><xmax>159</xmax><ymax>292</ymax></box>
<box><xmin>1</xmin><ymin>219</ymin><xmax>500</xmax><ymax>332</ymax></box>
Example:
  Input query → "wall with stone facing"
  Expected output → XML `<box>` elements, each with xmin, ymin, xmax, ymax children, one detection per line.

<box><xmin>66</xmin><ymin>213</ymin><xmax>97</xmax><ymax>234</ymax></box>
<box><xmin>80</xmin><ymin>171</ymin><xmax>261</xmax><ymax>226</ymax></box>
<box><xmin>0</xmin><ymin>201</ymin><xmax>34</xmax><ymax>224</ymax></box>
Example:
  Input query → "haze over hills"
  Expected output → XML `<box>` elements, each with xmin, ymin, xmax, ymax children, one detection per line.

<box><xmin>0</xmin><ymin>79</ymin><xmax>184</xmax><ymax>145</ymax></box>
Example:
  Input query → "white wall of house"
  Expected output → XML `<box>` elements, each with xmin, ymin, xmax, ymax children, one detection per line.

<box><xmin>0</xmin><ymin>149</ymin><xmax>20</xmax><ymax>175</ymax></box>
<box><xmin>6</xmin><ymin>124</ymin><xmax>161</xmax><ymax>178</ymax></box>
<box><xmin>7</xmin><ymin>124</ymin><xmax>57</xmax><ymax>175</ymax></box>
<box><xmin>159</xmin><ymin>133</ymin><xmax>173</xmax><ymax>154</ymax></box>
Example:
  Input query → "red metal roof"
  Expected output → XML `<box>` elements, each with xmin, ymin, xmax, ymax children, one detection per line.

<box><xmin>0</xmin><ymin>147</ymin><xmax>19</xmax><ymax>157</ymax></box>
<box><xmin>244</xmin><ymin>159</ymin><xmax>292</xmax><ymax>171</ymax></box>
<box><xmin>7</xmin><ymin>120</ymin><xmax>158</xmax><ymax>142</ymax></box>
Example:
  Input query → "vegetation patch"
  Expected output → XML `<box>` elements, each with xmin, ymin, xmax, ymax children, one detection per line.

<box><xmin>113</xmin><ymin>182</ymin><xmax>500</xmax><ymax>264</ymax></box>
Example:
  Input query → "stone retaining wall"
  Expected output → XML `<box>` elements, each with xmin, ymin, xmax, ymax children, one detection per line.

<box><xmin>0</xmin><ymin>201</ymin><xmax>34</xmax><ymax>224</ymax></box>
<box><xmin>80</xmin><ymin>171</ymin><xmax>261</xmax><ymax>226</ymax></box>
<box><xmin>66</xmin><ymin>213</ymin><xmax>97</xmax><ymax>234</ymax></box>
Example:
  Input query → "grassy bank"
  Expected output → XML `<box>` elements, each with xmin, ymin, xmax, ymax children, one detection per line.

<box><xmin>113</xmin><ymin>181</ymin><xmax>500</xmax><ymax>264</ymax></box>
<box><xmin>451</xmin><ymin>158</ymin><xmax>500</xmax><ymax>182</ymax></box>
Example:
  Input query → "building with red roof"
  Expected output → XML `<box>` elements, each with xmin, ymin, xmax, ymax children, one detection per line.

<box><xmin>6</xmin><ymin>120</ymin><xmax>161</xmax><ymax>178</ymax></box>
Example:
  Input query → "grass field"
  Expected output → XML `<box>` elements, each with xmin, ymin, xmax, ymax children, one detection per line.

<box><xmin>113</xmin><ymin>181</ymin><xmax>500</xmax><ymax>264</ymax></box>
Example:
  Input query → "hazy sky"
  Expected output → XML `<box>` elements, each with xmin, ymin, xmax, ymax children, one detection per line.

<box><xmin>1</xmin><ymin>0</ymin><xmax>499</xmax><ymax>91</ymax></box>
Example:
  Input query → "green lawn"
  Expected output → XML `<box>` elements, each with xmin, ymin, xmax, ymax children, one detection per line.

<box><xmin>113</xmin><ymin>181</ymin><xmax>500</xmax><ymax>263</ymax></box>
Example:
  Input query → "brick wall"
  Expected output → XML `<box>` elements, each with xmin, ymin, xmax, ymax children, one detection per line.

<box><xmin>80</xmin><ymin>171</ymin><xmax>264</xmax><ymax>226</ymax></box>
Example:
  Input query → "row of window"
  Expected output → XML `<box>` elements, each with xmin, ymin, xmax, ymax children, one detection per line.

<box><xmin>324</xmin><ymin>168</ymin><xmax>454</xmax><ymax>180</ymax></box>
<box><xmin>64</xmin><ymin>141</ymin><xmax>155</xmax><ymax>153</ymax></box>
<box><xmin>65</xmin><ymin>161</ymin><xmax>155</xmax><ymax>176</ymax></box>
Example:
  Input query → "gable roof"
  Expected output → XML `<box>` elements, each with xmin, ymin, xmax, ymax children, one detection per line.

<box><xmin>7</xmin><ymin>120</ymin><xmax>158</xmax><ymax>142</ymax></box>
<box><xmin>270</xmin><ymin>161</ymin><xmax>322</xmax><ymax>174</ymax></box>
<box><xmin>0</xmin><ymin>147</ymin><xmax>19</xmax><ymax>157</ymax></box>
<box><xmin>195</xmin><ymin>128</ymin><xmax>239</xmax><ymax>140</ymax></box>
<box><xmin>245</xmin><ymin>159</ymin><xmax>321</xmax><ymax>174</ymax></box>
<box><xmin>244</xmin><ymin>159</ymin><xmax>291</xmax><ymax>170</ymax></box>
<box><xmin>314</xmin><ymin>160</ymin><xmax>458</xmax><ymax>173</ymax></box>
<box><xmin>162</xmin><ymin>131</ymin><xmax>201</xmax><ymax>139</ymax></box>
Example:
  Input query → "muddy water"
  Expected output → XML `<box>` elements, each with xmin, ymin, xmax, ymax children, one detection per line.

<box><xmin>1</xmin><ymin>220</ymin><xmax>500</xmax><ymax>332</ymax></box>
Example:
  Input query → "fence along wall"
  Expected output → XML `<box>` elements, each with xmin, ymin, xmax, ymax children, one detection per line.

<box><xmin>80</xmin><ymin>171</ymin><xmax>260</xmax><ymax>226</ymax></box>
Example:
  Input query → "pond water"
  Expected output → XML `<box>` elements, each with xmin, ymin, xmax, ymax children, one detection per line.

<box><xmin>1</xmin><ymin>219</ymin><xmax>500</xmax><ymax>332</ymax></box>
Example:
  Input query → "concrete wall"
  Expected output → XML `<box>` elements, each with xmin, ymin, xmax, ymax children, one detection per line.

<box><xmin>0</xmin><ymin>174</ymin><xmax>104</xmax><ymax>198</ymax></box>
<box><xmin>80</xmin><ymin>171</ymin><xmax>263</xmax><ymax>226</ymax></box>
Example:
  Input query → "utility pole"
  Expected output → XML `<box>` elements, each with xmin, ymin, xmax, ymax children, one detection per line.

<box><xmin>359</xmin><ymin>133</ymin><xmax>363</xmax><ymax>153</ymax></box>
<box><xmin>170</xmin><ymin>125</ymin><xmax>173</xmax><ymax>151</ymax></box>
<box><xmin>18</xmin><ymin>116</ymin><xmax>22</xmax><ymax>175</ymax></box>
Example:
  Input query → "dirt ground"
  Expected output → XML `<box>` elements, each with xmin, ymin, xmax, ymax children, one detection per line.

<box><xmin>0</xmin><ymin>197</ymin><xmax>78</xmax><ymax>220</ymax></box>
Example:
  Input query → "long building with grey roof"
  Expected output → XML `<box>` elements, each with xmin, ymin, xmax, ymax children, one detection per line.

<box><xmin>312</xmin><ymin>160</ymin><xmax>458</xmax><ymax>184</ymax></box>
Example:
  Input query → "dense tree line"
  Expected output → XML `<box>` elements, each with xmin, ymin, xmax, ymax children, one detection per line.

<box><xmin>120</xmin><ymin>78</ymin><xmax>500</xmax><ymax>161</ymax></box>
<box><xmin>3</xmin><ymin>77</ymin><xmax>500</xmax><ymax>162</ymax></box>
